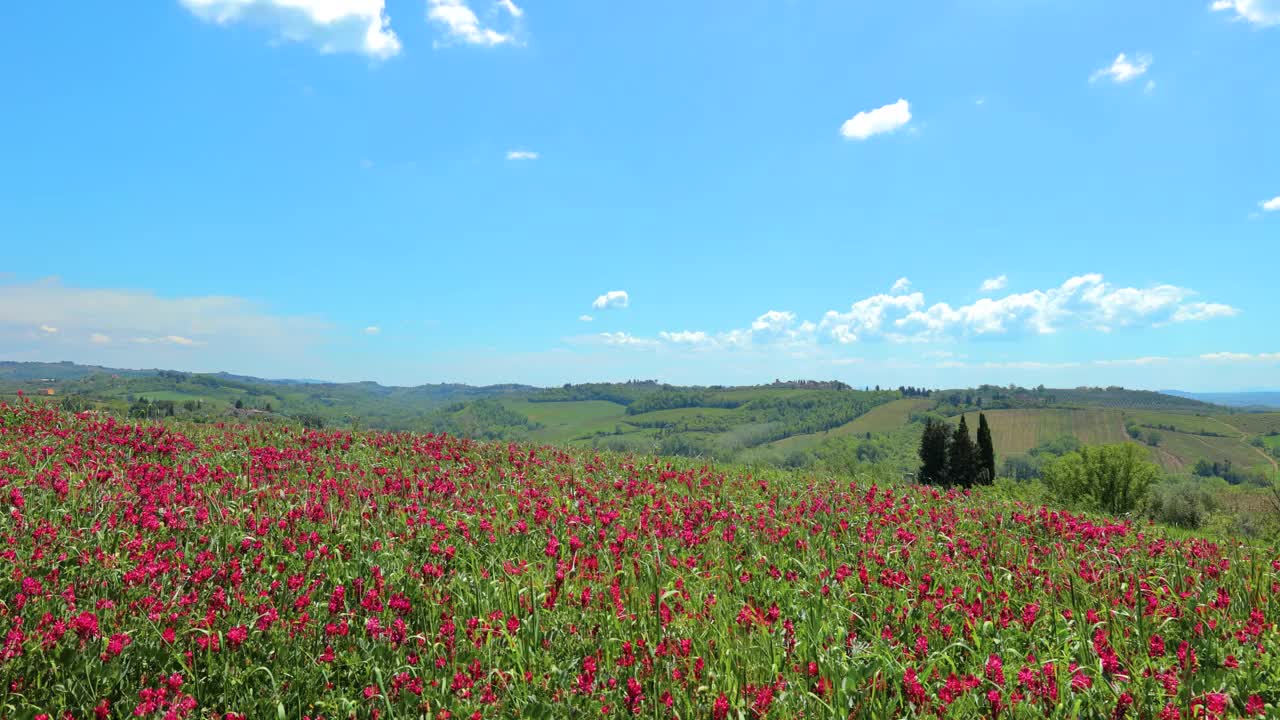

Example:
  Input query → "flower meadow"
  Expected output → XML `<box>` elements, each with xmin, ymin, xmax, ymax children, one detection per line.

<box><xmin>2</xmin><ymin>400</ymin><xmax>1279</xmax><ymax>719</ymax></box>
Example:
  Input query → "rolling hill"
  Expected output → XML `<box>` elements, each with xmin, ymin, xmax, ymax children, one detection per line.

<box><xmin>3</xmin><ymin>360</ymin><xmax>1277</xmax><ymax>483</ymax></box>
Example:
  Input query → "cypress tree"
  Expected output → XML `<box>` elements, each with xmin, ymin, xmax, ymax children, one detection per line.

<box><xmin>976</xmin><ymin>412</ymin><xmax>996</xmax><ymax>485</ymax></box>
<box><xmin>948</xmin><ymin>415</ymin><xmax>976</xmax><ymax>488</ymax></box>
<box><xmin>918</xmin><ymin>419</ymin><xmax>951</xmax><ymax>487</ymax></box>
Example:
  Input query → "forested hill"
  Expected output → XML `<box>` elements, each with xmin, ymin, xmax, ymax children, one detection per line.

<box><xmin>7</xmin><ymin>360</ymin><xmax>1278</xmax><ymax>484</ymax></box>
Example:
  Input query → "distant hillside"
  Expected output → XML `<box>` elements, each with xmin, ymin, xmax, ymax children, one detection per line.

<box><xmin>0</xmin><ymin>360</ymin><xmax>158</xmax><ymax>382</ymax></box>
<box><xmin>0</xmin><ymin>360</ymin><xmax>538</xmax><ymax>432</ymax></box>
<box><xmin>1164</xmin><ymin>390</ymin><xmax>1280</xmax><ymax>410</ymax></box>
<box><xmin>5</xmin><ymin>360</ymin><xmax>1273</xmax><ymax>483</ymax></box>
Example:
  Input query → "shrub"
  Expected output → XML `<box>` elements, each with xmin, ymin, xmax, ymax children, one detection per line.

<box><xmin>1146</xmin><ymin>479</ymin><xmax>1218</xmax><ymax>529</ymax></box>
<box><xmin>1040</xmin><ymin>443</ymin><xmax>1161</xmax><ymax>515</ymax></box>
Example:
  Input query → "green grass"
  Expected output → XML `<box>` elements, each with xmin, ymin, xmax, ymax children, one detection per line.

<box><xmin>1122</xmin><ymin>410</ymin><xmax>1235</xmax><ymax>436</ymax></box>
<box><xmin>1152</xmin><ymin>430</ymin><xmax>1273</xmax><ymax>472</ymax></box>
<box><xmin>764</xmin><ymin>398</ymin><xmax>933</xmax><ymax>453</ymax></box>
<box><xmin>1216</xmin><ymin>413</ymin><xmax>1280</xmax><ymax>435</ymax></box>
<box><xmin>134</xmin><ymin>390</ymin><xmax>220</xmax><ymax>403</ymax></box>
<box><xmin>713</xmin><ymin>387</ymin><xmax>819</xmax><ymax>402</ymax></box>
<box><xmin>953</xmin><ymin>408</ymin><xmax>1130</xmax><ymax>457</ymax></box>
<box><xmin>500</xmin><ymin>399</ymin><xmax>629</xmax><ymax>443</ymax></box>
<box><xmin>624</xmin><ymin>406</ymin><xmax>736</xmax><ymax>423</ymax></box>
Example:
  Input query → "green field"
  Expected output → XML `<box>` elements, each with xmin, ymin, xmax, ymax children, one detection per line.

<box><xmin>954</xmin><ymin>408</ymin><xmax>1130</xmax><ymax>457</ymax></box>
<box><xmin>1153</xmin><ymin>429</ymin><xmax>1274</xmax><ymax>472</ymax></box>
<box><xmin>1122</xmin><ymin>410</ymin><xmax>1236</xmax><ymax>437</ymax></box>
<box><xmin>6</xmin><ymin>360</ymin><xmax>1278</xmax><ymax>482</ymax></box>
<box><xmin>500</xmin><ymin>399</ymin><xmax>628</xmax><ymax>443</ymax></box>
<box><xmin>625</xmin><ymin>406</ymin><xmax>736</xmax><ymax>424</ymax></box>
<box><xmin>765</xmin><ymin>397</ymin><xmax>933</xmax><ymax>452</ymax></box>
<box><xmin>1217</xmin><ymin>413</ymin><xmax>1280</xmax><ymax>435</ymax></box>
<box><xmin>135</xmin><ymin>390</ymin><xmax>221</xmax><ymax>403</ymax></box>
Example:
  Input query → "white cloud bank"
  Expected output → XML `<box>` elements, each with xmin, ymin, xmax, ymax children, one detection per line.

<box><xmin>980</xmin><ymin>275</ymin><xmax>1009</xmax><ymax>293</ymax></box>
<box><xmin>593</xmin><ymin>274</ymin><xmax>1237</xmax><ymax>355</ymax></box>
<box><xmin>1201</xmin><ymin>351</ymin><xmax>1280</xmax><ymax>361</ymax></box>
<box><xmin>1212</xmin><ymin>0</ymin><xmax>1280</xmax><ymax>26</ymax></box>
<box><xmin>599</xmin><ymin>332</ymin><xmax>657</xmax><ymax>348</ymax></box>
<box><xmin>592</xmin><ymin>290</ymin><xmax>629</xmax><ymax>310</ymax></box>
<box><xmin>890</xmin><ymin>277</ymin><xmax>912</xmax><ymax>294</ymax></box>
<box><xmin>180</xmin><ymin>0</ymin><xmax>401</xmax><ymax>58</ymax></box>
<box><xmin>840</xmin><ymin>99</ymin><xmax>911</xmax><ymax>140</ymax></box>
<box><xmin>659</xmin><ymin>330</ymin><xmax>713</xmax><ymax>345</ymax></box>
<box><xmin>1261</xmin><ymin>196</ymin><xmax>1280</xmax><ymax>212</ymax></box>
<box><xmin>1091</xmin><ymin>53</ymin><xmax>1152</xmax><ymax>84</ymax></box>
<box><xmin>816</xmin><ymin>274</ymin><xmax>1236</xmax><ymax>343</ymax></box>
<box><xmin>506</xmin><ymin>150</ymin><xmax>539</xmax><ymax>160</ymax></box>
<box><xmin>428</xmin><ymin>0</ymin><xmax>518</xmax><ymax>46</ymax></box>
<box><xmin>0</xmin><ymin>276</ymin><xmax>327</xmax><ymax>354</ymax></box>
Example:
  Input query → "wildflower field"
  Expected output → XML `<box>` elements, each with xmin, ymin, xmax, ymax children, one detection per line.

<box><xmin>1</xmin><ymin>400</ymin><xmax>1278</xmax><ymax>719</ymax></box>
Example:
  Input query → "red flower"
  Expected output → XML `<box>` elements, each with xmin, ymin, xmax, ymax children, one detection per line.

<box><xmin>226</xmin><ymin>625</ymin><xmax>248</xmax><ymax>648</ymax></box>
<box><xmin>72</xmin><ymin>612</ymin><xmax>99</xmax><ymax>641</ymax></box>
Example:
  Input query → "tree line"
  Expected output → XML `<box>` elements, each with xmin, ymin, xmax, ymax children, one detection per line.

<box><xmin>917</xmin><ymin>413</ymin><xmax>996</xmax><ymax>488</ymax></box>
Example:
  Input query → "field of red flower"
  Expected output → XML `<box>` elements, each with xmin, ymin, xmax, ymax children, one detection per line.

<box><xmin>1</xmin><ymin>399</ymin><xmax>1278</xmax><ymax>719</ymax></box>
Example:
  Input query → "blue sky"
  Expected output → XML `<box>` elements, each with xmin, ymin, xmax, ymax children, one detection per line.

<box><xmin>1</xmin><ymin>0</ymin><xmax>1277</xmax><ymax>390</ymax></box>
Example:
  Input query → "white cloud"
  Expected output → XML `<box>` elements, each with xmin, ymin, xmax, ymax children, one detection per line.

<box><xmin>890</xmin><ymin>277</ymin><xmax>912</xmax><ymax>294</ymax></box>
<box><xmin>982</xmin><ymin>360</ymin><xmax>1082</xmax><ymax>370</ymax></box>
<box><xmin>134</xmin><ymin>335</ymin><xmax>199</xmax><ymax>346</ymax></box>
<box><xmin>428</xmin><ymin>0</ymin><xmax>515</xmax><ymax>46</ymax></box>
<box><xmin>592</xmin><ymin>290</ymin><xmax>629</xmax><ymax>310</ymax></box>
<box><xmin>578</xmin><ymin>314</ymin><xmax>593</xmax><ymax>322</ymax></box>
<box><xmin>506</xmin><ymin>150</ymin><xmax>539</xmax><ymax>160</ymax></box>
<box><xmin>1172</xmin><ymin>303</ymin><xmax>1239</xmax><ymax>322</ymax></box>
<box><xmin>180</xmin><ymin>0</ymin><xmax>401</xmax><ymax>58</ymax></box>
<box><xmin>586</xmin><ymin>276</ymin><xmax>1237</xmax><ymax>364</ymax></box>
<box><xmin>820</xmin><ymin>292</ymin><xmax>926</xmax><ymax>344</ymax></box>
<box><xmin>0</xmin><ymin>277</ymin><xmax>326</xmax><ymax>354</ymax></box>
<box><xmin>751</xmin><ymin>310</ymin><xmax>797</xmax><ymax>333</ymax></box>
<box><xmin>810</xmin><ymin>274</ymin><xmax>1234</xmax><ymax>345</ymax></box>
<box><xmin>39</xmin><ymin>325</ymin><xmax>58</xmax><ymax>335</ymax></box>
<box><xmin>1212</xmin><ymin>0</ymin><xmax>1280</xmax><ymax>27</ymax></box>
<box><xmin>1093</xmin><ymin>356</ymin><xmax>1170</xmax><ymax>366</ymax></box>
<box><xmin>599</xmin><ymin>332</ymin><xmax>658</xmax><ymax>348</ymax></box>
<box><xmin>1091</xmin><ymin>53</ymin><xmax>1152</xmax><ymax>84</ymax></box>
<box><xmin>659</xmin><ymin>330</ymin><xmax>714</xmax><ymax>346</ymax></box>
<box><xmin>497</xmin><ymin>0</ymin><xmax>523</xmax><ymax>18</ymax></box>
<box><xmin>1261</xmin><ymin>196</ymin><xmax>1280</xmax><ymax>212</ymax></box>
<box><xmin>840</xmin><ymin>99</ymin><xmax>912</xmax><ymax>140</ymax></box>
<box><xmin>363</xmin><ymin>325</ymin><xmax>381</xmax><ymax>335</ymax></box>
<box><xmin>980</xmin><ymin>275</ymin><xmax>1009</xmax><ymax>293</ymax></box>
<box><xmin>1201</xmin><ymin>351</ymin><xmax>1280</xmax><ymax>361</ymax></box>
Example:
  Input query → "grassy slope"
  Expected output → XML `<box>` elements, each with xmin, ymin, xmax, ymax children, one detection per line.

<box><xmin>764</xmin><ymin>398</ymin><xmax>933</xmax><ymax>452</ymax></box>
<box><xmin>961</xmin><ymin>408</ymin><xmax>1275</xmax><ymax>473</ymax></box>
<box><xmin>1216</xmin><ymin>413</ymin><xmax>1280</xmax><ymax>435</ymax></box>
<box><xmin>625</xmin><ymin>407</ymin><xmax>737</xmax><ymax>423</ymax></box>
<box><xmin>1154</xmin><ymin>430</ymin><xmax>1271</xmax><ymax>472</ymax></box>
<box><xmin>9</xmin><ymin>360</ymin><xmax>1275</xmax><ymax>477</ymax></box>
<box><xmin>500</xmin><ymin>399</ymin><xmax>629</xmax><ymax>443</ymax></box>
<box><xmin>1123</xmin><ymin>410</ymin><xmax>1232</xmax><ymax>436</ymax></box>
<box><xmin>960</xmin><ymin>408</ymin><xmax>1131</xmax><ymax>457</ymax></box>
